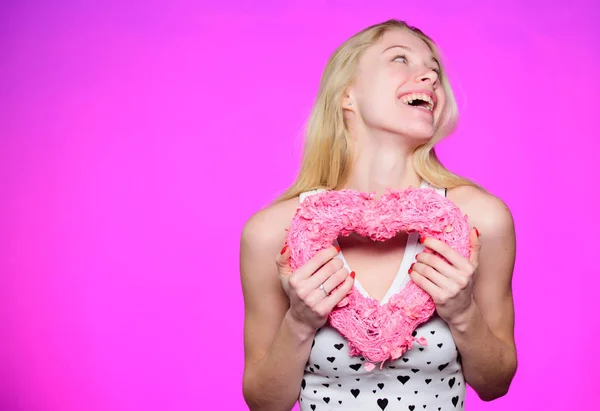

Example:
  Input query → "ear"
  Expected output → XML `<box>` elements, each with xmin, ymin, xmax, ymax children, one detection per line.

<box><xmin>341</xmin><ymin>90</ymin><xmax>355</xmax><ymax>111</ymax></box>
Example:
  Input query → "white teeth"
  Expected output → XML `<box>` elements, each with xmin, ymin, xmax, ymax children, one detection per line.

<box><xmin>399</xmin><ymin>92</ymin><xmax>434</xmax><ymax>111</ymax></box>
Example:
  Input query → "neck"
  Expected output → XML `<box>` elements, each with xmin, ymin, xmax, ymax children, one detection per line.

<box><xmin>342</xmin><ymin>135</ymin><xmax>423</xmax><ymax>196</ymax></box>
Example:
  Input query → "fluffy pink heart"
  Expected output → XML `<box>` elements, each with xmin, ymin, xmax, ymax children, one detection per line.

<box><xmin>286</xmin><ymin>186</ymin><xmax>470</xmax><ymax>368</ymax></box>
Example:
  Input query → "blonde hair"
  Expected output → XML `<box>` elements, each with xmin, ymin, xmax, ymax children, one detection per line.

<box><xmin>274</xmin><ymin>19</ymin><xmax>483</xmax><ymax>203</ymax></box>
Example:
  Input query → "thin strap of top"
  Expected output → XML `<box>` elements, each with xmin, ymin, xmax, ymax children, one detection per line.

<box><xmin>299</xmin><ymin>188</ymin><xmax>327</xmax><ymax>203</ymax></box>
<box><xmin>298</xmin><ymin>181</ymin><xmax>446</xmax><ymax>203</ymax></box>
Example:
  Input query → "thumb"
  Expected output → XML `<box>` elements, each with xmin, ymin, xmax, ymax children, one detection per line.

<box><xmin>276</xmin><ymin>244</ymin><xmax>293</xmax><ymax>277</ymax></box>
<box><xmin>469</xmin><ymin>227</ymin><xmax>481</xmax><ymax>267</ymax></box>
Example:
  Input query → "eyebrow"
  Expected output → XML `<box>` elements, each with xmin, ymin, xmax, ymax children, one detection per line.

<box><xmin>382</xmin><ymin>45</ymin><xmax>441</xmax><ymax>69</ymax></box>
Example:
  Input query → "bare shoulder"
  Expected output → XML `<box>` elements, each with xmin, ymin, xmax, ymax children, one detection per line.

<box><xmin>240</xmin><ymin>196</ymin><xmax>302</xmax><ymax>370</ymax></box>
<box><xmin>239</xmin><ymin>194</ymin><xmax>301</xmax><ymax>312</ymax></box>
<box><xmin>448</xmin><ymin>184</ymin><xmax>516</xmax><ymax>327</ymax></box>
<box><xmin>448</xmin><ymin>185</ymin><xmax>517</xmax><ymax>359</ymax></box>
<box><xmin>447</xmin><ymin>185</ymin><xmax>515</xmax><ymax>238</ymax></box>
<box><xmin>241</xmin><ymin>196</ymin><xmax>301</xmax><ymax>254</ymax></box>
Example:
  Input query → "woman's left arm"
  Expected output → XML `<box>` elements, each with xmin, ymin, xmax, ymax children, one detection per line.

<box><xmin>410</xmin><ymin>189</ymin><xmax>517</xmax><ymax>401</ymax></box>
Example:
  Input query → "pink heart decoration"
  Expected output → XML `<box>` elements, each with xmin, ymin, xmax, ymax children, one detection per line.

<box><xmin>286</xmin><ymin>186</ymin><xmax>470</xmax><ymax>369</ymax></box>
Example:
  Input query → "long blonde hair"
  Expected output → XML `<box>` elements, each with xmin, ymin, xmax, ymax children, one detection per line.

<box><xmin>274</xmin><ymin>19</ymin><xmax>482</xmax><ymax>203</ymax></box>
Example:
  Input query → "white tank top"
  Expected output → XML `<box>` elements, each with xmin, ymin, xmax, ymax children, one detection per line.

<box><xmin>297</xmin><ymin>180</ymin><xmax>466</xmax><ymax>411</ymax></box>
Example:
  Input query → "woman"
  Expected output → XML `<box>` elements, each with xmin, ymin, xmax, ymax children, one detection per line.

<box><xmin>240</xmin><ymin>19</ymin><xmax>517</xmax><ymax>410</ymax></box>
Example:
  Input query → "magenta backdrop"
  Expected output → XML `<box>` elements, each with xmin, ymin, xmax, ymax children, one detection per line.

<box><xmin>2</xmin><ymin>1</ymin><xmax>599</xmax><ymax>410</ymax></box>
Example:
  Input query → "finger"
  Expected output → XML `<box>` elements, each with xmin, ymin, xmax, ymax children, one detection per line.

<box><xmin>409</xmin><ymin>269</ymin><xmax>442</xmax><ymax>300</ymax></box>
<box><xmin>411</xmin><ymin>262</ymin><xmax>454</xmax><ymax>291</ymax></box>
<box><xmin>275</xmin><ymin>244</ymin><xmax>292</xmax><ymax>276</ymax></box>
<box><xmin>295</xmin><ymin>245</ymin><xmax>341</xmax><ymax>280</ymax></box>
<box><xmin>320</xmin><ymin>272</ymin><xmax>355</xmax><ymax>312</ymax></box>
<box><xmin>420</xmin><ymin>236</ymin><xmax>469</xmax><ymax>271</ymax></box>
<box><xmin>304</xmin><ymin>257</ymin><xmax>344</xmax><ymax>290</ymax></box>
<box><xmin>305</xmin><ymin>266</ymin><xmax>349</xmax><ymax>306</ymax></box>
<box><xmin>469</xmin><ymin>227</ymin><xmax>481</xmax><ymax>266</ymax></box>
<box><xmin>415</xmin><ymin>252</ymin><xmax>461</xmax><ymax>282</ymax></box>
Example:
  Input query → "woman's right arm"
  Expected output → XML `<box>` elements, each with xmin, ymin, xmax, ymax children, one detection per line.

<box><xmin>240</xmin><ymin>200</ymin><xmax>354</xmax><ymax>411</ymax></box>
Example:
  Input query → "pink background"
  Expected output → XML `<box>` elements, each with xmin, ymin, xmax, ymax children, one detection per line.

<box><xmin>2</xmin><ymin>1</ymin><xmax>599</xmax><ymax>410</ymax></box>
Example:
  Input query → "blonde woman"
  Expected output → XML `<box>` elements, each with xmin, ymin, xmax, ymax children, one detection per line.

<box><xmin>241</xmin><ymin>19</ymin><xmax>517</xmax><ymax>411</ymax></box>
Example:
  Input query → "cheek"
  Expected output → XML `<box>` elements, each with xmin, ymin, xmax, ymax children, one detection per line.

<box><xmin>436</xmin><ymin>91</ymin><xmax>447</xmax><ymax>114</ymax></box>
<box><xmin>356</xmin><ymin>82</ymin><xmax>393</xmax><ymax>115</ymax></box>
<box><xmin>433</xmin><ymin>92</ymin><xmax>449</xmax><ymax>130</ymax></box>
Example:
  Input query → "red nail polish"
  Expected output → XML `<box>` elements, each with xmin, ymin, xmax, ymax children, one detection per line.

<box><xmin>419</xmin><ymin>237</ymin><xmax>425</xmax><ymax>244</ymax></box>
<box><xmin>475</xmin><ymin>227</ymin><xmax>480</xmax><ymax>237</ymax></box>
<box><xmin>335</xmin><ymin>245</ymin><xmax>341</xmax><ymax>253</ymax></box>
<box><xmin>280</xmin><ymin>245</ymin><xmax>288</xmax><ymax>255</ymax></box>
<box><xmin>408</xmin><ymin>268</ymin><xmax>413</xmax><ymax>274</ymax></box>
<box><xmin>350</xmin><ymin>271</ymin><xmax>355</xmax><ymax>279</ymax></box>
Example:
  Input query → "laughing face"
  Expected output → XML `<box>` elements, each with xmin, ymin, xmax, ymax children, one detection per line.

<box><xmin>343</xmin><ymin>28</ymin><xmax>447</xmax><ymax>142</ymax></box>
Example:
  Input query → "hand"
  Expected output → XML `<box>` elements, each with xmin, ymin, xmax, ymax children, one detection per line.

<box><xmin>276</xmin><ymin>244</ymin><xmax>355</xmax><ymax>334</ymax></box>
<box><xmin>409</xmin><ymin>227</ymin><xmax>481</xmax><ymax>326</ymax></box>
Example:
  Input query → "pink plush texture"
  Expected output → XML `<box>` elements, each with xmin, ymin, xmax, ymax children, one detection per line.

<box><xmin>286</xmin><ymin>186</ymin><xmax>471</xmax><ymax>368</ymax></box>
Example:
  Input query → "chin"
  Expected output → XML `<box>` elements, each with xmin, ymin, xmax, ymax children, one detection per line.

<box><xmin>394</xmin><ymin>126</ymin><xmax>436</xmax><ymax>141</ymax></box>
<box><xmin>385</xmin><ymin>117</ymin><xmax>437</xmax><ymax>141</ymax></box>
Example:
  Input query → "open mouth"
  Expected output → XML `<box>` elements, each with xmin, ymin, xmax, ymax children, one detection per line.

<box><xmin>398</xmin><ymin>92</ymin><xmax>435</xmax><ymax>112</ymax></box>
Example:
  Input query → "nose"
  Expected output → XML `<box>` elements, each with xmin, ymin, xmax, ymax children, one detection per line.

<box><xmin>415</xmin><ymin>67</ymin><xmax>439</xmax><ymax>84</ymax></box>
